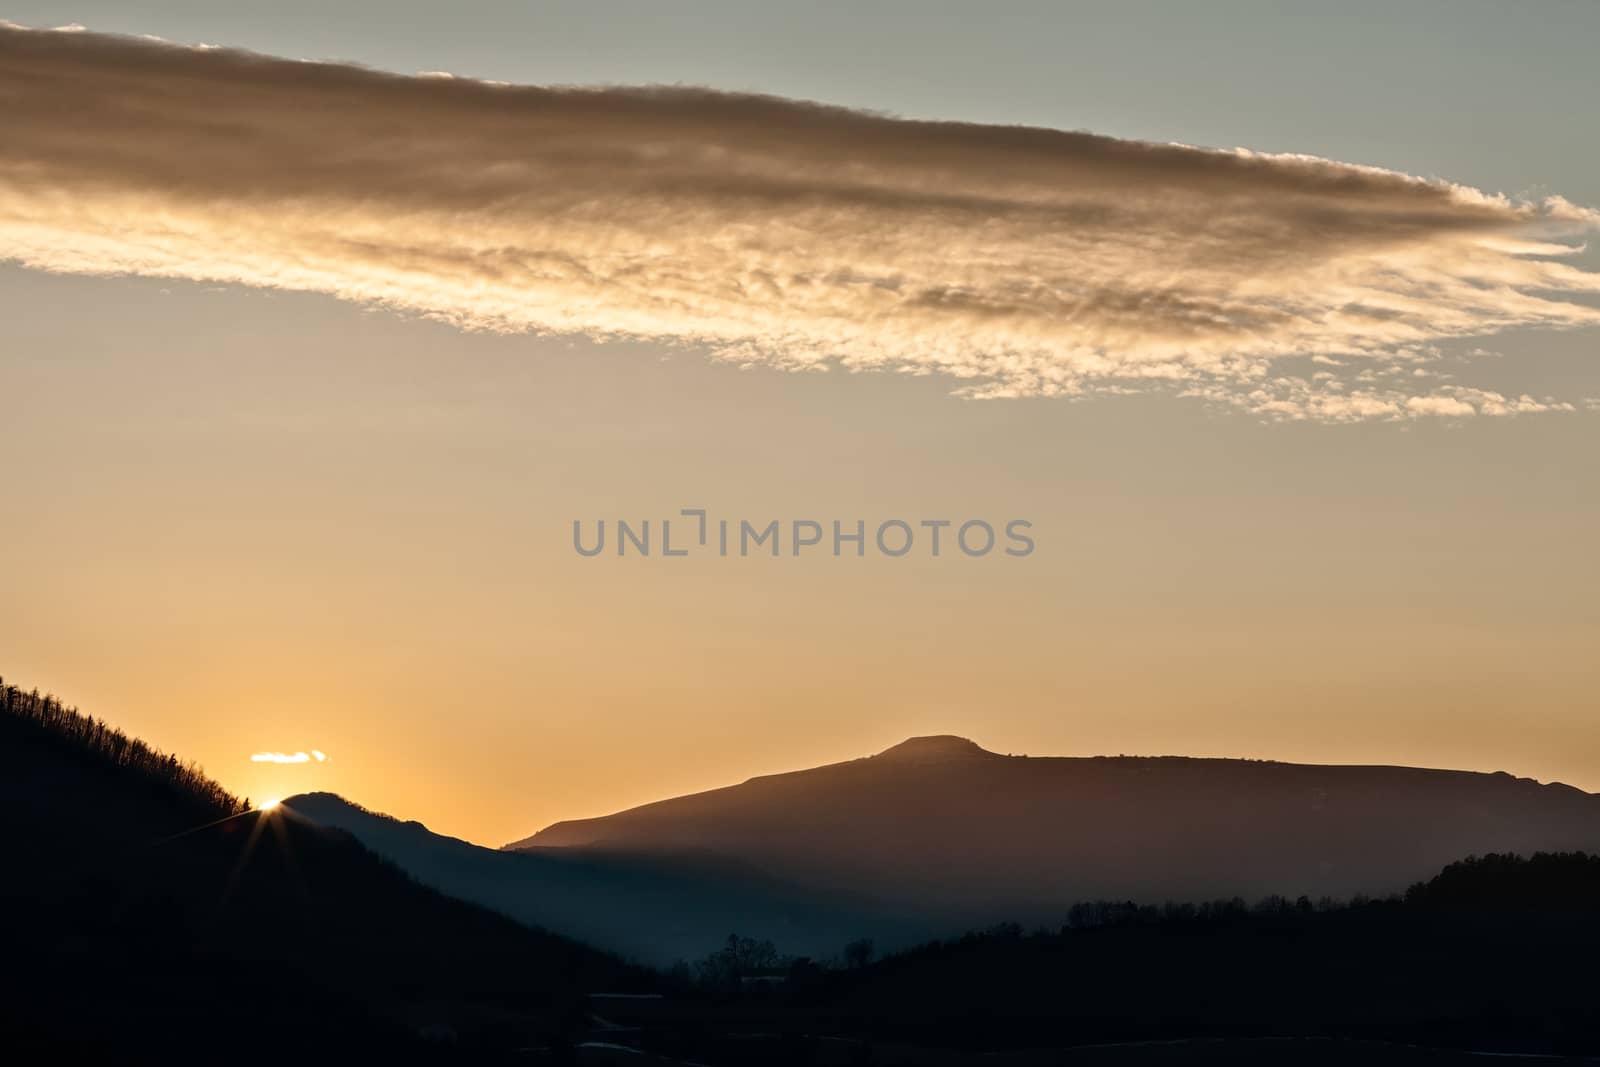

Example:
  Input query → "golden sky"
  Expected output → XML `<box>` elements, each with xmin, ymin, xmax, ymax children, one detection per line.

<box><xmin>3</xmin><ymin>8</ymin><xmax>1598</xmax><ymax>846</ymax></box>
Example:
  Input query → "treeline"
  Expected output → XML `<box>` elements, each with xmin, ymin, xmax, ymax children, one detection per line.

<box><xmin>1405</xmin><ymin>850</ymin><xmax>1600</xmax><ymax>910</ymax></box>
<box><xmin>677</xmin><ymin>933</ymin><xmax>782</xmax><ymax>988</ymax></box>
<box><xmin>0</xmin><ymin>676</ymin><xmax>245</xmax><ymax>817</ymax></box>
<box><xmin>1063</xmin><ymin>891</ymin><xmax>1358</xmax><ymax>930</ymax></box>
<box><xmin>678</xmin><ymin>892</ymin><xmax>1396</xmax><ymax>990</ymax></box>
<box><xmin>678</xmin><ymin>851</ymin><xmax>1600</xmax><ymax>993</ymax></box>
<box><xmin>856</xmin><ymin>850</ymin><xmax>1600</xmax><ymax>971</ymax></box>
<box><xmin>673</xmin><ymin>933</ymin><xmax>879</xmax><ymax>991</ymax></box>
<box><xmin>587</xmin><ymin>852</ymin><xmax>1600</xmax><ymax>1061</ymax></box>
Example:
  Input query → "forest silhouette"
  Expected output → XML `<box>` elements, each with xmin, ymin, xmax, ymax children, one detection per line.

<box><xmin>0</xmin><ymin>677</ymin><xmax>652</xmax><ymax>1063</ymax></box>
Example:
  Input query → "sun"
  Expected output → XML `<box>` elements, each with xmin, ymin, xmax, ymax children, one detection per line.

<box><xmin>259</xmin><ymin>798</ymin><xmax>281</xmax><ymax>812</ymax></box>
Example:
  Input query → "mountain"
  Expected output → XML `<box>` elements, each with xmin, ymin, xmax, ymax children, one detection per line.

<box><xmin>11</xmin><ymin>676</ymin><xmax>1600</xmax><ymax>1064</ymax></box>
<box><xmin>285</xmin><ymin>792</ymin><xmax>911</xmax><ymax>966</ymax></box>
<box><xmin>0</xmin><ymin>679</ymin><xmax>648</xmax><ymax>1064</ymax></box>
<box><xmin>513</xmin><ymin>735</ymin><xmax>1600</xmax><ymax>926</ymax></box>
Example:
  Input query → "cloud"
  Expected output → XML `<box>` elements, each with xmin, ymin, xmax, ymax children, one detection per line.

<box><xmin>1181</xmin><ymin>379</ymin><xmax>1577</xmax><ymax>424</ymax></box>
<box><xmin>2</xmin><ymin>24</ymin><xmax>1598</xmax><ymax>422</ymax></box>
<box><xmin>251</xmin><ymin>750</ymin><xmax>328</xmax><ymax>764</ymax></box>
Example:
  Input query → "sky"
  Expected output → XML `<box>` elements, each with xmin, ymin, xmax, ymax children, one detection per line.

<box><xmin>2</xmin><ymin>2</ymin><xmax>1598</xmax><ymax>846</ymax></box>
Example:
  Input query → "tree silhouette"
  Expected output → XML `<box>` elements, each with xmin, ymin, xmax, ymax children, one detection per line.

<box><xmin>843</xmin><ymin>937</ymin><xmax>875</xmax><ymax>969</ymax></box>
<box><xmin>0</xmin><ymin>676</ymin><xmax>245</xmax><ymax>817</ymax></box>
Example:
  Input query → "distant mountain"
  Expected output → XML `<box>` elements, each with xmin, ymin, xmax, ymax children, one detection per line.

<box><xmin>286</xmin><ymin>792</ymin><xmax>912</xmax><ymax>966</ymax></box>
<box><xmin>0</xmin><ymin>678</ymin><xmax>647</xmax><ymax>1064</ymax></box>
<box><xmin>513</xmin><ymin>735</ymin><xmax>1600</xmax><ymax>926</ymax></box>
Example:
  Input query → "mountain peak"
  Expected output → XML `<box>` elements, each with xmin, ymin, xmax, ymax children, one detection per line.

<box><xmin>874</xmin><ymin>735</ymin><xmax>997</xmax><ymax>763</ymax></box>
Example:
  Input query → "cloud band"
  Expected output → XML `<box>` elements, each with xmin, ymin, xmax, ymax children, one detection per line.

<box><xmin>2</xmin><ymin>23</ymin><xmax>1597</xmax><ymax>421</ymax></box>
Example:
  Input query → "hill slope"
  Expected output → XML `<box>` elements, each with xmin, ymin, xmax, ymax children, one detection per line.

<box><xmin>515</xmin><ymin>735</ymin><xmax>1600</xmax><ymax>924</ymax></box>
<box><xmin>807</xmin><ymin>851</ymin><xmax>1600</xmax><ymax>1058</ymax></box>
<box><xmin>286</xmin><ymin>791</ymin><xmax>911</xmax><ymax>966</ymax></box>
<box><xmin>523</xmin><ymin>853</ymin><xmax>1600</xmax><ymax>1064</ymax></box>
<box><xmin>0</xmin><ymin>679</ymin><xmax>647</xmax><ymax>1064</ymax></box>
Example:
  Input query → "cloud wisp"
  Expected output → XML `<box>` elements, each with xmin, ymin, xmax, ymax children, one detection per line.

<box><xmin>2</xmin><ymin>24</ymin><xmax>1598</xmax><ymax>421</ymax></box>
<box><xmin>251</xmin><ymin>750</ymin><xmax>328</xmax><ymax>765</ymax></box>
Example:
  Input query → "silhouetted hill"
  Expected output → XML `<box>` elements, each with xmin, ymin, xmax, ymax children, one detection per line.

<box><xmin>804</xmin><ymin>851</ymin><xmax>1600</xmax><ymax>1058</ymax></box>
<box><xmin>0</xmin><ymin>679</ymin><xmax>648</xmax><ymax>1064</ymax></box>
<box><xmin>1405</xmin><ymin>850</ymin><xmax>1600</xmax><ymax>911</ymax></box>
<box><xmin>12</xmin><ymin>678</ymin><xmax>1600</xmax><ymax>1065</ymax></box>
<box><xmin>286</xmin><ymin>792</ymin><xmax>914</xmax><ymax>966</ymax></box>
<box><xmin>514</xmin><ymin>737</ymin><xmax>1600</xmax><ymax>927</ymax></box>
<box><xmin>583</xmin><ymin>853</ymin><xmax>1600</xmax><ymax>1064</ymax></box>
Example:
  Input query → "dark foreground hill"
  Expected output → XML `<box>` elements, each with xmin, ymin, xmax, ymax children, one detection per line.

<box><xmin>287</xmin><ymin>792</ymin><xmax>913</xmax><ymax>966</ymax></box>
<box><xmin>516</xmin><ymin>735</ymin><xmax>1600</xmax><ymax>926</ymax></box>
<box><xmin>586</xmin><ymin>852</ymin><xmax>1600</xmax><ymax>1065</ymax></box>
<box><xmin>0</xmin><ymin>679</ymin><xmax>650</xmax><ymax>1064</ymax></box>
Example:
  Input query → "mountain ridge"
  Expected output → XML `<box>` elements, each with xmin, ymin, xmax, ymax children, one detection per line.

<box><xmin>510</xmin><ymin>736</ymin><xmax>1600</xmax><ymax>924</ymax></box>
<box><xmin>286</xmin><ymin>790</ymin><xmax>917</xmax><ymax>966</ymax></box>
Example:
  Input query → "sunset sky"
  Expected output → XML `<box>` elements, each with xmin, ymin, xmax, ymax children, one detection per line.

<box><xmin>3</xmin><ymin>1</ymin><xmax>1598</xmax><ymax>847</ymax></box>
